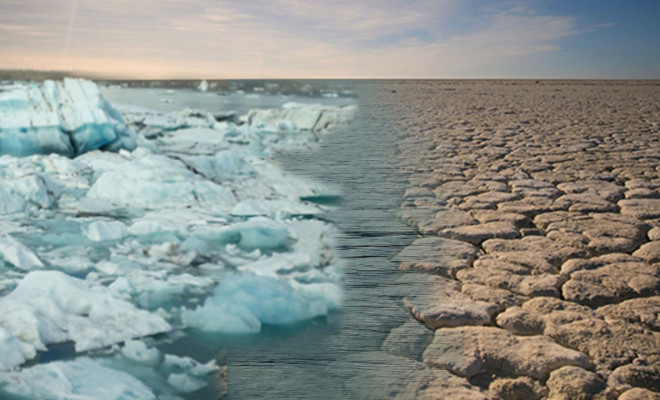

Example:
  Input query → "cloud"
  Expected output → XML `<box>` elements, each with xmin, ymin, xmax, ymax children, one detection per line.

<box><xmin>0</xmin><ymin>0</ymin><xmax>583</xmax><ymax>78</ymax></box>
<box><xmin>0</xmin><ymin>23</ymin><xmax>53</xmax><ymax>37</ymax></box>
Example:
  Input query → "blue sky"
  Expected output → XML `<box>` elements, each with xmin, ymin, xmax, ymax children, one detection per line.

<box><xmin>0</xmin><ymin>0</ymin><xmax>658</xmax><ymax>78</ymax></box>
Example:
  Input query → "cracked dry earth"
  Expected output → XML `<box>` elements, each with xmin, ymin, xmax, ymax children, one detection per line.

<box><xmin>387</xmin><ymin>81</ymin><xmax>660</xmax><ymax>400</ymax></box>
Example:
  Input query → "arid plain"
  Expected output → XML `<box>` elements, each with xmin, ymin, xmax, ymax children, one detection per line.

<box><xmin>385</xmin><ymin>80</ymin><xmax>660</xmax><ymax>399</ymax></box>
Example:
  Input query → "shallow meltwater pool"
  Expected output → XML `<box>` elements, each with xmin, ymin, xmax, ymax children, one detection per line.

<box><xmin>0</xmin><ymin>80</ymin><xmax>417</xmax><ymax>399</ymax></box>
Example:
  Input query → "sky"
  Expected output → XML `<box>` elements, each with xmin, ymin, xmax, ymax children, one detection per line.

<box><xmin>0</xmin><ymin>0</ymin><xmax>658</xmax><ymax>79</ymax></box>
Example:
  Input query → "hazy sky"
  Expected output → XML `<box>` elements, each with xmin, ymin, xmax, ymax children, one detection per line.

<box><xmin>0</xmin><ymin>0</ymin><xmax>658</xmax><ymax>79</ymax></box>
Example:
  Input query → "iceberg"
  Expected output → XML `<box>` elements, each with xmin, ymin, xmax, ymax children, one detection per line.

<box><xmin>0</xmin><ymin>79</ymin><xmax>137</xmax><ymax>157</ymax></box>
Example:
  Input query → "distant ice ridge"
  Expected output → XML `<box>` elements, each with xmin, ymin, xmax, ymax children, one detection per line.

<box><xmin>0</xmin><ymin>78</ymin><xmax>137</xmax><ymax>157</ymax></box>
<box><xmin>0</xmin><ymin>79</ymin><xmax>353</xmax><ymax>398</ymax></box>
<box><xmin>244</xmin><ymin>102</ymin><xmax>356</xmax><ymax>133</ymax></box>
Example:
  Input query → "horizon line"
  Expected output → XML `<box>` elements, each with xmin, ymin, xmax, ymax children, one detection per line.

<box><xmin>1</xmin><ymin>69</ymin><xmax>659</xmax><ymax>82</ymax></box>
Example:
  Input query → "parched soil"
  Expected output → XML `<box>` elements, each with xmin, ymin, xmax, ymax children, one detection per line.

<box><xmin>386</xmin><ymin>81</ymin><xmax>660</xmax><ymax>400</ymax></box>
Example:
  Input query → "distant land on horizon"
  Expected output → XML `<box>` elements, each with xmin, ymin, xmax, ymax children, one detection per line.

<box><xmin>2</xmin><ymin>69</ymin><xmax>659</xmax><ymax>85</ymax></box>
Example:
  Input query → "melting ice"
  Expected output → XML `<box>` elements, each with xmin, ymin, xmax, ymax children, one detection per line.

<box><xmin>0</xmin><ymin>79</ymin><xmax>355</xmax><ymax>398</ymax></box>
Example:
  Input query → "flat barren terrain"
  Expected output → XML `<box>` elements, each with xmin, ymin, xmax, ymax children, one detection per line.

<box><xmin>388</xmin><ymin>80</ymin><xmax>660</xmax><ymax>399</ymax></box>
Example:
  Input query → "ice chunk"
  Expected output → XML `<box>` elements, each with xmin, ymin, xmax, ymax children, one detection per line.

<box><xmin>100</xmin><ymin>124</ymin><xmax>138</xmax><ymax>153</ymax></box>
<box><xmin>0</xmin><ymin>357</ymin><xmax>156</xmax><ymax>400</ymax></box>
<box><xmin>137</xmin><ymin>108</ymin><xmax>217</xmax><ymax>132</ymax></box>
<box><xmin>248</xmin><ymin>157</ymin><xmax>339</xmax><ymax>199</ymax></box>
<box><xmin>197</xmin><ymin>80</ymin><xmax>209</xmax><ymax>92</ymax></box>
<box><xmin>0</xmin><ymin>234</ymin><xmax>44</xmax><ymax>270</ymax></box>
<box><xmin>0</xmin><ymin>327</ymin><xmax>30</xmax><ymax>371</ymax></box>
<box><xmin>245</xmin><ymin>102</ymin><xmax>356</xmax><ymax>132</ymax></box>
<box><xmin>161</xmin><ymin>353</ymin><xmax>217</xmax><ymax>393</ymax></box>
<box><xmin>109</xmin><ymin>271</ymin><xmax>213</xmax><ymax>310</ymax></box>
<box><xmin>0</xmin><ymin>184</ymin><xmax>25</xmax><ymax>214</ymax></box>
<box><xmin>178</xmin><ymin>150</ymin><xmax>255</xmax><ymax>182</ymax></box>
<box><xmin>287</xmin><ymin>219</ymin><xmax>337</xmax><ymax>269</ymax></box>
<box><xmin>157</xmin><ymin>127</ymin><xmax>229</xmax><ymax>154</ymax></box>
<box><xmin>0</xmin><ymin>270</ymin><xmax>171</xmax><ymax>369</ymax></box>
<box><xmin>290</xmin><ymin>280</ymin><xmax>343</xmax><ymax>311</ymax></box>
<box><xmin>127</xmin><ymin>208</ymin><xmax>228</xmax><ymax>245</ymax></box>
<box><xmin>182</xmin><ymin>274</ymin><xmax>328</xmax><ymax>333</ymax></box>
<box><xmin>0</xmin><ymin>173</ymin><xmax>60</xmax><ymax>208</ymax></box>
<box><xmin>94</xmin><ymin>341</ymin><xmax>218</xmax><ymax>396</ymax></box>
<box><xmin>144</xmin><ymin>241</ymin><xmax>197</xmax><ymax>266</ymax></box>
<box><xmin>85</xmin><ymin>220</ymin><xmax>127</xmax><ymax>242</ymax></box>
<box><xmin>187</xmin><ymin>216</ymin><xmax>292</xmax><ymax>252</ymax></box>
<box><xmin>121</xmin><ymin>340</ymin><xmax>162</xmax><ymax>367</ymax></box>
<box><xmin>0</xmin><ymin>79</ymin><xmax>136</xmax><ymax>157</ymax></box>
<box><xmin>232</xmin><ymin>217</ymin><xmax>291</xmax><ymax>251</ymax></box>
<box><xmin>167</xmin><ymin>373</ymin><xmax>207</xmax><ymax>393</ymax></box>
<box><xmin>94</xmin><ymin>260</ymin><xmax>120</xmax><ymax>275</ymax></box>
<box><xmin>86</xmin><ymin>151</ymin><xmax>236</xmax><ymax>210</ymax></box>
<box><xmin>162</xmin><ymin>353</ymin><xmax>218</xmax><ymax>376</ymax></box>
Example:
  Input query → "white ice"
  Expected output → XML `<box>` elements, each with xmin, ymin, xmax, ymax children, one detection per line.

<box><xmin>0</xmin><ymin>357</ymin><xmax>157</xmax><ymax>400</ymax></box>
<box><xmin>0</xmin><ymin>184</ymin><xmax>25</xmax><ymax>214</ymax></box>
<box><xmin>182</xmin><ymin>273</ymin><xmax>329</xmax><ymax>333</ymax></box>
<box><xmin>0</xmin><ymin>270</ymin><xmax>171</xmax><ymax>370</ymax></box>
<box><xmin>197</xmin><ymin>80</ymin><xmax>209</xmax><ymax>92</ymax></box>
<box><xmin>244</xmin><ymin>102</ymin><xmax>356</xmax><ymax>132</ymax></box>
<box><xmin>86</xmin><ymin>149</ymin><xmax>236</xmax><ymax>210</ymax></box>
<box><xmin>0</xmin><ymin>234</ymin><xmax>44</xmax><ymax>270</ymax></box>
<box><xmin>85</xmin><ymin>220</ymin><xmax>128</xmax><ymax>242</ymax></box>
<box><xmin>109</xmin><ymin>271</ymin><xmax>213</xmax><ymax>310</ymax></box>
<box><xmin>0</xmin><ymin>79</ymin><xmax>137</xmax><ymax>157</ymax></box>
<box><xmin>0</xmin><ymin>339</ymin><xmax>218</xmax><ymax>398</ymax></box>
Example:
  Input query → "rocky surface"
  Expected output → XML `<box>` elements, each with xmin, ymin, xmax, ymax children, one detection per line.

<box><xmin>386</xmin><ymin>81</ymin><xmax>660</xmax><ymax>399</ymax></box>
